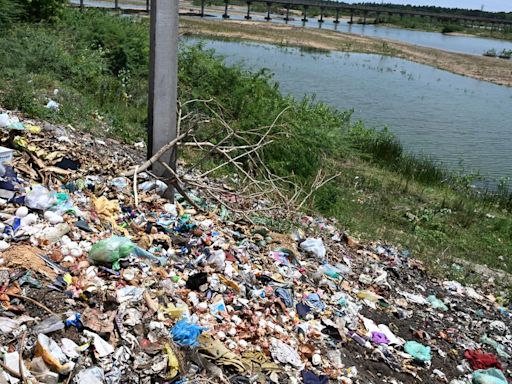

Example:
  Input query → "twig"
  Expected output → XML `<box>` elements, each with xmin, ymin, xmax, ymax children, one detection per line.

<box><xmin>0</xmin><ymin>361</ymin><xmax>21</xmax><ymax>379</ymax></box>
<box><xmin>297</xmin><ymin>171</ymin><xmax>341</xmax><ymax>209</ymax></box>
<box><xmin>157</xmin><ymin>161</ymin><xmax>205</xmax><ymax>213</ymax></box>
<box><xmin>19</xmin><ymin>331</ymin><xmax>27</xmax><ymax>384</ymax></box>
<box><xmin>133</xmin><ymin>165</ymin><xmax>139</xmax><ymax>208</ymax></box>
<box><xmin>8</xmin><ymin>293</ymin><xmax>56</xmax><ymax>315</ymax></box>
<box><xmin>122</xmin><ymin>131</ymin><xmax>189</xmax><ymax>177</ymax></box>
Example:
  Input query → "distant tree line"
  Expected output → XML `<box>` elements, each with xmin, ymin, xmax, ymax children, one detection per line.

<box><xmin>349</xmin><ymin>2</ymin><xmax>512</xmax><ymax>20</ymax></box>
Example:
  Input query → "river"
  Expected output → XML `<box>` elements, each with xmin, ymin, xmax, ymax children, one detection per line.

<box><xmin>73</xmin><ymin>0</ymin><xmax>512</xmax><ymax>56</ymax></box>
<box><xmin>186</xmin><ymin>37</ymin><xmax>512</xmax><ymax>182</ymax></box>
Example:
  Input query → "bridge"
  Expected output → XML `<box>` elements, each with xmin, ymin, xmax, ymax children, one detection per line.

<box><xmin>72</xmin><ymin>1</ymin><xmax>512</xmax><ymax>30</ymax></box>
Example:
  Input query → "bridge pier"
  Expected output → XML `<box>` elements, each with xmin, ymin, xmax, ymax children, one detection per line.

<box><xmin>265</xmin><ymin>2</ymin><xmax>272</xmax><ymax>21</ymax></box>
<box><xmin>362</xmin><ymin>10</ymin><xmax>367</xmax><ymax>24</ymax></box>
<box><xmin>318</xmin><ymin>7</ymin><xmax>324</xmax><ymax>23</ymax></box>
<box><xmin>284</xmin><ymin>4</ymin><xmax>290</xmax><ymax>22</ymax></box>
<box><xmin>200</xmin><ymin>0</ymin><xmax>205</xmax><ymax>17</ymax></box>
<box><xmin>222</xmin><ymin>0</ymin><xmax>229</xmax><ymax>19</ymax></box>
<box><xmin>349</xmin><ymin>10</ymin><xmax>354</xmax><ymax>24</ymax></box>
<box><xmin>301</xmin><ymin>5</ymin><xmax>308</xmax><ymax>23</ymax></box>
<box><xmin>114</xmin><ymin>0</ymin><xmax>119</xmax><ymax>11</ymax></box>
<box><xmin>80</xmin><ymin>0</ymin><xmax>84</xmax><ymax>11</ymax></box>
<box><xmin>334</xmin><ymin>8</ymin><xmax>340</xmax><ymax>24</ymax></box>
<box><xmin>245</xmin><ymin>1</ymin><xmax>251</xmax><ymax>20</ymax></box>
<box><xmin>375</xmin><ymin>11</ymin><xmax>381</xmax><ymax>24</ymax></box>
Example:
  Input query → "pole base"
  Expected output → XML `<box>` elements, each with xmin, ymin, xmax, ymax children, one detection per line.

<box><xmin>222</xmin><ymin>14</ymin><xmax>230</xmax><ymax>18</ymax></box>
<box><xmin>244</xmin><ymin>15</ymin><xmax>252</xmax><ymax>19</ymax></box>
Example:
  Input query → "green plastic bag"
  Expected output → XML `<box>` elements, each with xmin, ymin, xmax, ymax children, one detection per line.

<box><xmin>404</xmin><ymin>341</ymin><xmax>431</xmax><ymax>362</ymax></box>
<box><xmin>89</xmin><ymin>236</ymin><xmax>167</xmax><ymax>270</ymax></box>
<box><xmin>88</xmin><ymin>236</ymin><xmax>135</xmax><ymax>270</ymax></box>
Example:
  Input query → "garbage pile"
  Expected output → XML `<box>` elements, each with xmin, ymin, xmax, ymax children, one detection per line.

<box><xmin>0</xmin><ymin>109</ymin><xmax>510</xmax><ymax>384</ymax></box>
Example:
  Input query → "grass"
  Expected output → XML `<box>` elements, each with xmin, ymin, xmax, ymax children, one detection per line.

<box><xmin>0</xmin><ymin>9</ymin><xmax>511</xmax><ymax>293</ymax></box>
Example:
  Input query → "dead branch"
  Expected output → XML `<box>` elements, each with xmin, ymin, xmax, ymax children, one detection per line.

<box><xmin>157</xmin><ymin>161</ymin><xmax>205</xmax><ymax>213</ymax></box>
<box><xmin>297</xmin><ymin>170</ymin><xmax>341</xmax><ymax>210</ymax></box>
<box><xmin>8</xmin><ymin>293</ymin><xmax>56</xmax><ymax>315</ymax></box>
<box><xmin>19</xmin><ymin>331</ymin><xmax>27</xmax><ymax>384</ymax></box>
<box><xmin>123</xmin><ymin>131</ymin><xmax>188</xmax><ymax>177</ymax></box>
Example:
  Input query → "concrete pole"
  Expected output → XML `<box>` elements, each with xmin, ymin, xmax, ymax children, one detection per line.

<box><xmin>265</xmin><ymin>2</ymin><xmax>272</xmax><ymax>21</ymax></box>
<box><xmin>114</xmin><ymin>0</ymin><xmax>118</xmax><ymax>10</ymax></box>
<box><xmin>245</xmin><ymin>1</ymin><xmax>252</xmax><ymax>20</ymax></box>
<box><xmin>223</xmin><ymin>0</ymin><xmax>229</xmax><ymax>18</ymax></box>
<box><xmin>318</xmin><ymin>7</ymin><xmax>324</xmax><ymax>23</ymax></box>
<box><xmin>200</xmin><ymin>0</ymin><xmax>205</xmax><ymax>17</ymax></box>
<box><xmin>146</xmin><ymin>0</ymin><xmax>150</xmax><ymax>12</ymax></box>
<box><xmin>334</xmin><ymin>8</ymin><xmax>340</xmax><ymax>23</ymax></box>
<box><xmin>302</xmin><ymin>5</ymin><xmax>308</xmax><ymax>22</ymax></box>
<box><xmin>284</xmin><ymin>4</ymin><xmax>290</xmax><ymax>22</ymax></box>
<box><xmin>80</xmin><ymin>0</ymin><xmax>84</xmax><ymax>11</ymax></box>
<box><xmin>148</xmin><ymin>0</ymin><xmax>179</xmax><ymax>199</ymax></box>
<box><xmin>349</xmin><ymin>10</ymin><xmax>353</xmax><ymax>24</ymax></box>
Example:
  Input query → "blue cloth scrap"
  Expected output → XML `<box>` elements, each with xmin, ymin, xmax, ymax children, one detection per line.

<box><xmin>302</xmin><ymin>370</ymin><xmax>329</xmax><ymax>384</ymax></box>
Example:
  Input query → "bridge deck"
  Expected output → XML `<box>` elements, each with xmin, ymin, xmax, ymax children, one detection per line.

<box><xmin>70</xmin><ymin>0</ymin><xmax>512</xmax><ymax>25</ymax></box>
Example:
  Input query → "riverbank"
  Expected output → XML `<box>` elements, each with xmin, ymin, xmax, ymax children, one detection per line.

<box><xmin>1</xmin><ymin>9</ymin><xmax>512</xmax><ymax>291</ymax></box>
<box><xmin>180</xmin><ymin>17</ymin><xmax>512</xmax><ymax>87</ymax></box>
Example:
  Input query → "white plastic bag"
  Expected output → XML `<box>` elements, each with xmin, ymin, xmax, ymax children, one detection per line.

<box><xmin>300</xmin><ymin>238</ymin><xmax>326</xmax><ymax>260</ymax></box>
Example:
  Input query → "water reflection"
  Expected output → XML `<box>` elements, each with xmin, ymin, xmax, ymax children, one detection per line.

<box><xmin>185</xmin><ymin>37</ymin><xmax>512</xmax><ymax>181</ymax></box>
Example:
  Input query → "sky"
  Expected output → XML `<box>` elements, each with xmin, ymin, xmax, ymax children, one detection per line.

<box><xmin>350</xmin><ymin>1</ymin><xmax>512</xmax><ymax>12</ymax></box>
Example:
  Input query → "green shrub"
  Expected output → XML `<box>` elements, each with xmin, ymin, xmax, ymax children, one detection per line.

<box><xmin>0</xmin><ymin>0</ymin><xmax>23</xmax><ymax>27</ymax></box>
<box><xmin>18</xmin><ymin>0</ymin><xmax>67</xmax><ymax>22</ymax></box>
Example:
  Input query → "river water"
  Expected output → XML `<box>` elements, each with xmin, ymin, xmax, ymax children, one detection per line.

<box><xmin>186</xmin><ymin>38</ymin><xmax>512</xmax><ymax>181</ymax></box>
<box><xmin>73</xmin><ymin>0</ymin><xmax>512</xmax><ymax>56</ymax></box>
<box><xmin>210</xmin><ymin>13</ymin><xmax>512</xmax><ymax>56</ymax></box>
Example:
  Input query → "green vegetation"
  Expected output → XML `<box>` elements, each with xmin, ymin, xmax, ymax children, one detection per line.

<box><xmin>0</xmin><ymin>0</ymin><xmax>66</xmax><ymax>26</ymax></box>
<box><xmin>1</xmin><ymin>9</ymin><xmax>511</xmax><ymax>283</ymax></box>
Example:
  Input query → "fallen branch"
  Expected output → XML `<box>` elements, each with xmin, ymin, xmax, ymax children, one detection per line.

<box><xmin>297</xmin><ymin>170</ymin><xmax>341</xmax><ymax>209</ymax></box>
<box><xmin>19</xmin><ymin>331</ymin><xmax>27</xmax><ymax>384</ymax></box>
<box><xmin>157</xmin><ymin>161</ymin><xmax>205</xmax><ymax>213</ymax></box>
<box><xmin>133</xmin><ymin>166</ymin><xmax>139</xmax><ymax>208</ymax></box>
<box><xmin>123</xmin><ymin>131</ymin><xmax>189</xmax><ymax>177</ymax></box>
<box><xmin>8</xmin><ymin>293</ymin><xmax>56</xmax><ymax>315</ymax></box>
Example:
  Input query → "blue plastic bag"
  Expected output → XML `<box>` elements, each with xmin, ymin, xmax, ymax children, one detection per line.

<box><xmin>472</xmin><ymin>369</ymin><xmax>508</xmax><ymax>384</ymax></box>
<box><xmin>171</xmin><ymin>320</ymin><xmax>205</xmax><ymax>347</ymax></box>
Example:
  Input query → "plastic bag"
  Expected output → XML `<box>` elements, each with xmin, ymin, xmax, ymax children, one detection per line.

<box><xmin>25</xmin><ymin>185</ymin><xmax>56</xmax><ymax>211</ymax></box>
<box><xmin>207</xmin><ymin>249</ymin><xmax>226</xmax><ymax>270</ymax></box>
<box><xmin>0</xmin><ymin>113</ymin><xmax>9</xmax><ymax>128</ymax></box>
<box><xmin>472</xmin><ymin>368</ymin><xmax>508</xmax><ymax>384</ymax></box>
<box><xmin>89</xmin><ymin>236</ymin><xmax>167</xmax><ymax>270</ymax></box>
<box><xmin>427</xmin><ymin>295</ymin><xmax>448</xmax><ymax>311</ymax></box>
<box><xmin>75</xmin><ymin>367</ymin><xmax>105</xmax><ymax>384</ymax></box>
<box><xmin>321</xmin><ymin>264</ymin><xmax>342</xmax><ymax>279</ymax></box>
<box><xmin>171</xmin><ymin>320</ymin><xmax>204</xmax><ymax>346</ymax></box>
<box><xmin>404</xmin><ymin>341</ymin><xmax>431</xmax><ymax>362</ymax></box>
<box><xmin>88</xmin><ymin>236</ymin><xmax>135</xmax><ymax>270</ymax></box>
<box><xmin>300</xmin><ymin>238</ymin><xmax>326</xmax><ymax>260</ymax></box>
